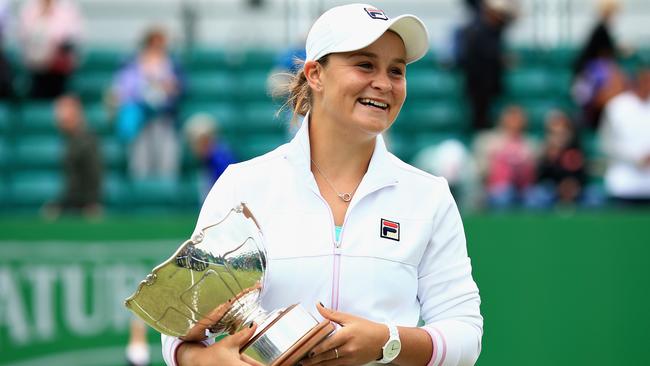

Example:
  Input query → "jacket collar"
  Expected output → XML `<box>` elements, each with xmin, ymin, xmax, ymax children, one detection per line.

<box><xmin>285</xmin><ymin>112</ymin><xmax>399</xmax><ymax>200</ymax></box>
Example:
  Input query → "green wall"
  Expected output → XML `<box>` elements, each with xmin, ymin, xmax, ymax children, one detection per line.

<box><xmin>1</xmin><ymin>211</ymin><xmax>648</xmax><ymax>365</ymax></box>
<box><xmin>466</xmin><ymin>212</ymin><xmax>650</xmax><ymax>365</ymax></box>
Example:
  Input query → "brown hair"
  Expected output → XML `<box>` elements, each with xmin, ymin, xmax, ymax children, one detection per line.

<box><xmin>278</xmin><ymin>56</ymin><xmax>329</xmax><ymax>124</ymax></box>
<box><xmin>141</xmin><ymin>27</ymin><xmax>167</xmax><ymax>50</ymax></box>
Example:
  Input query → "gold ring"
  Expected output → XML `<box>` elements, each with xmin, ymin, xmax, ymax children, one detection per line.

<box><xmin>335</xmin><ymin>348</ymin><xmax>339</xmax><ymax>359</ymax></box>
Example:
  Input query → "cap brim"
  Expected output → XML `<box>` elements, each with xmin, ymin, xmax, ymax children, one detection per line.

<box><xmin>308</xmin><ymin>12</ymin><xmax>429</xmax><ymax>64</ymax></box>
<box><xmin>388</xmin><ymin>15</ymin><xmax>430</xmax><ymax>64</ymax></box>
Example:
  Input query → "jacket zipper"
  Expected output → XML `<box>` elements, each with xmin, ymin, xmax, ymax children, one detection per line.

<box><xmin>331</xmin><ymin>182</ymin><xmax>398</xmax><ymax>310</ymax></box>
<box><xmin>331</xmin><ymin>216</ymin><xmax>348</xmax><ymax>311</ymax></box>
<box><xmin>312</xmin><ymin>182</ymin><xmax>397</xmax><ymax>310</ymax></box>
<box><xmin>312</xmin><ymin>193</ymin><xmax>343</xmax><ymax>310</ymax></box>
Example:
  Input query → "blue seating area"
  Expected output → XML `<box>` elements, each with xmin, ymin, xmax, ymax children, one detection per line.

<box><xmin>1</xmin><ymin>45</ymin><xmax>647</xmax><ymax>212</ymax></box>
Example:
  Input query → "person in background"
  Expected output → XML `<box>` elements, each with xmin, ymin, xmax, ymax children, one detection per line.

<box><xmin>599</xmin><ymin>63</ymin><xmax>650</xmax><ymax>206</ymax></box>
<box><xmin>183</xmin><ymin>113</ymin><xmax>236</xmax><ymax>201</ymax></box>
<box><xmin>571</xmin><ymin>0</ymin><xmax>626</xmax><ymax>129</ymax></box>
<box><xmin>126</xmin><ymin>318</ymin><xmax>150</xmax><ymax>366</ymax></box>
<box><xmin>527</xmin><ymin>110</ymin><xmax>587</xmax><ymax>208</ymax></box>
<box><xmin>268</xmin><ymin>41</ymin><xmax>306</xmax><ymax>99</ymax></box>
<box><xmin>474</xmin><ymin>105</ymin><xmax>538</xmax><ymax>209</ymax></box>
<box><xmin>0</xmin><ymin>0</ymin><xmax>13</xmax><ymax>99</ymax></box>
<box><xmin>18</xmin><ymin>0</ymin><xmax>83</xmax><ymax>99</ymax></box>
<box><xmin>0</xmin><ymin>0</ymin><xmax>8</xmax><ymax>29</ymax></box>
<box><xmin>111</xmin><ymin>27</ymin><xmax>184</xmax><ymax>181</ymax></box>
<box><xmin>457</xmin><ymin>0</ymin><xmax>516</xmax><ymax>130</ymax></box>
<box><xmin>463</xmin><ymin>0</ymin><xmax>483</xmax><ymax>17</ymax></box>
<box><xmin>42</xmin><ymin>94</ymin><xmax>102</xmax><ymax>219</ymax></box>
<box><xmin>267</xmin><ymin>38</ymin><xmax>308</xmax><ymax>137</ymax></box>
<box><xmin>412</xmin><ymin>139</ymin><xmax>481</xmax><ymax>211</ymax></box>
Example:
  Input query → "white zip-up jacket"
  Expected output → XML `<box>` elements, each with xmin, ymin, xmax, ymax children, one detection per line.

<box><xmin>162</xmin><ymin>116</ymin><xmax>483</xmax><ymax>366</ymax></box>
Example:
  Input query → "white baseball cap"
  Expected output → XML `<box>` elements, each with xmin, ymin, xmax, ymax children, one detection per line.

<box><xmin>305</xmin><ymin>3</ymin><xmax>430</xmax><ymax>64</ymax></box>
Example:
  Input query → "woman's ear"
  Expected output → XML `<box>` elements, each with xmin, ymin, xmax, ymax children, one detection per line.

<box><xmin>304</xmin><ymin>60</ymin><xmax>323</xmax><ymax>92</ymax></box>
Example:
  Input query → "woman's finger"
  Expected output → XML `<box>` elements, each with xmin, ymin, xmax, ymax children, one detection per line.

<box><xmin>300</xmin><ymin>348</ymin><xmax>340</xmax><ymax>366</ymax></box>
<box><xmin>316</xmin><ymin>303</ymin><xmax>353</xmax><ymax>325</ymax></box>
<box><xmin>224</xmin><ymin>323</ymin><xmax>258</xmax><ymax>348</ymax></box>
<box><xmin>307</xmin><ymin>328</ymin><xmax>347</xmax><ymax>359</ymax></box>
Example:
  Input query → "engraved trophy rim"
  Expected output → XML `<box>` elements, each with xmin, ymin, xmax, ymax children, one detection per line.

<box><xmin>124</xmin><ymin>202</ymin><xmax>268</xmax><ymax>339</ymax></box>
<box><xmin>124</xmin><ymin>202</ymin><xmax>335</xmax><ymax>365</ymax></box>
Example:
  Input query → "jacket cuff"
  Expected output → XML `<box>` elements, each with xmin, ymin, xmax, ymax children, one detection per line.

<box><xmin>162</xmin><ymin>335</ymin><xmax>212</xmax><ymax>366</ymax></box>
<box><xmin>421</xmin><ymin>325</ymin><xmax>447</xmax><ymax>366</ymax></box>
<box><xmin>162</xmin><ymin>335</ymin><xmax>184</xmax><ymax>366</ymax></box>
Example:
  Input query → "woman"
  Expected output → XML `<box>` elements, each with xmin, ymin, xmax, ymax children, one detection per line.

<box><xmin>531</xmin><ymin>110</ymin><xmax>587</xmax><ymax>208</ymax></box>
<box><xmin>163</xmin><ymin>4</ymin><xmax>482</xmax><ymax>366</ymax></box>
<box><xmin>19</xmin><ymin>0</ymin><xmax>83</xmax><ymax>99</ymax></box>
<box><xmin>473</xmin><ymin>105</ymin><xmax>538</xmax><ymax>209</ymax></box>
<box><xmin>112</xmin><ymin>27</ymin><xmax>184</xmax><ymax>180</ymax></box>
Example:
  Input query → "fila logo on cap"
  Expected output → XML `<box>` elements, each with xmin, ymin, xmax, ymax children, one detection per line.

<box><xmin>380</xmin><ymin>219</ymin><xmax>400</xmax><ymax>241</ymax></box>
<box><xmin>364</xmin><ymin>7</ymin><xmax>389</xmax><ymax>21</ymax></box>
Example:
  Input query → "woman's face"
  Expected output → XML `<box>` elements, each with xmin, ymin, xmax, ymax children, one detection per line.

<box><xmin>312</xmin><ymin>31</ymin><xmax>407</xmax><ymax>137</ymax></box>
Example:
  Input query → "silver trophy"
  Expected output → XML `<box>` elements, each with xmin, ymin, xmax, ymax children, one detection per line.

<box><xmin>125</xmin><ymin>203</ymin><xmax>334</xmax><ymax>365</ymax></box>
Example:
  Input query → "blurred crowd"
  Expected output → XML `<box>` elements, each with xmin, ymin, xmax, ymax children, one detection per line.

<box><xmin>0</xmin><ymin>0</ymin><xmax>237</xmax><ymax>220</ymax></box>
<box><xmin>413</xmin><ymin>0</ymin><xmax>650</xmax><ymax>211</ymax></box>
<box><xmin>0</xmin><ymin>0</ymin><xmax>648</xmax><ymax>218</ymax></box>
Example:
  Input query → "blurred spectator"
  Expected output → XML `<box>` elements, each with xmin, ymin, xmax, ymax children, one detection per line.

<box><xmin>474</xmin><ymin>105</ymin><xmax>538</xmax><ymax>209</ymax></box>
<box><xmin>412</xmin><ymin>139</ymin><xmax>481</xmax><ymax>211</ymax></box>
<box><xmin>42</xmin><ymin>95</ymin><xmax>103</xmax><ymax>219</ymax></box>
<box><xmin>457</xmin><ymin>0</ymin><xmax>516</xmax><ymax>130</ymax></box>
<box><xmin>599</xmin><ymin>64</ymin><xmax>650</xmax><ymax>205</ymax></box>
<box><xmin>184</xmin><ymin>113</ymin><xmax>236</xmax><ymax>200</ymax></box>
<box><xmin>463</xmin><ymin>0</ymin><xmax>482</xmax><ymax>16</ymax></box>
<box><xmin>0</xmin><ymin>0</ymin><xmax>13</xmax><ymax>99</ymax></box>
<box><xmin>268</xmin><ymin>38</ymin><xmax>305</xmax><ymax>97</ymax></box>
<box><xmin>527</xmin><ymin>110</ymin><xmax>588</xmax><ymax>208</ymax></box>
<box><xmin>19</xmin><ymin>0</ymin><xmax>83</xmax><ymax>99</ymax></box>
<box><xmin>111</xmin><ymin>27</ymin><xmax>184</xmax><ymax>181</ymax></box>
<box><xmin>0</xmin><ymin>50</ymin><xmax>13</xmax><ymax>99</ymax></box>
<box><xmin>0</xmin><ymin>0</ymin><xmax>8</xmax><ymax>30</ymax></box>
<box><xmin>268</xmin><ymin>41</ymin><xmax>307</xmax><ymax>136</ymax></box>
<box><xmin>125</xmin><ymin>318</ymin><xmax>150</xmax><ymax>366</ymax></box>
<box><xmin>275</xmin><ymin>44</ymin><xmax>306</xmax><ymax>75</ymax></box>
<box><xmin>571</xmin><ymin>0</ymin><xmax>626</xmax><ymax>130</ymax></box>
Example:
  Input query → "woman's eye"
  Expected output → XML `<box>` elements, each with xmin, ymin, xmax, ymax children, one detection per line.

<box><xmin>358</xmin><ymin>63</ymin><xmax>373</xmax><ymax>69</ymax></box>
<box><xmin>391</xmin><ymin>68</ymin><xmax>404</xmax><ymax>76</ymax></box>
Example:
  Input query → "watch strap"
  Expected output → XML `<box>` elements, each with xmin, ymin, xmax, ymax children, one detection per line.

<box><xmin>377</xmin><ymin>324</ymin><xmax>401</xmax><ymax>364</ymax></box>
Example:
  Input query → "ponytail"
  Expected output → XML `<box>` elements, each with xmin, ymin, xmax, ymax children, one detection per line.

<box><xmin>277</xmin><ymin>56</ymin><xmax>329</xmax><ymax>125</ymax></box>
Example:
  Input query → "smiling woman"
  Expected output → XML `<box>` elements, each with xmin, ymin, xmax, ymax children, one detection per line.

<box><xmin>306</xmin><ymin>32</ymin><xmax>407</xmax><ymax>141</ymax></box>
<box><xmin>163</xmin><ymin>4</ymin><xmax>482</xmax><ymax>366</ymax></box>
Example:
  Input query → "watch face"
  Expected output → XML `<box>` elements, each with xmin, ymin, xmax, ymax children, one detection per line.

<box><xmin>384</xmin><ymin>339</ymin><xmax>401</xmax><ymax>359</ymax></box>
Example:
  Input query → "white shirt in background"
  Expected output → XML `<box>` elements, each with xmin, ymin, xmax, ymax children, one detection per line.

<box><xmin>600</xmin><ymin>91</ymin><xmax>650</xmax><ymax>198</ymax></box>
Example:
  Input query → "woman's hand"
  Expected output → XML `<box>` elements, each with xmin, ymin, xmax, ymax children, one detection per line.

<box><xmin>177</xmin><ymin>324</ymin><xmax>263</xmax><ymax>366</ymax></box>
<box><xmin>300</xmin><ymin>303</ymin><xmax>389</xmax><ymax>366</ymax></box>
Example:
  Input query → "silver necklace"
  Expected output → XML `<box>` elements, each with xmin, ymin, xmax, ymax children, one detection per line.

<box><xmin>311</xmin><ymin>159</ymin><xmax>358</xmax><ymax>202</ymax></box>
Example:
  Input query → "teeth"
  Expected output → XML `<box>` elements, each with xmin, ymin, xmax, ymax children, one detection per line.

<box><xmin>360</xmin><ymin>98</ymin><xmax>388</xmax><ymax>109</ymax></box>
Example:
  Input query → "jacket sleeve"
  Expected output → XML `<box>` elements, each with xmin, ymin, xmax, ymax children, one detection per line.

<box><xmin>160</xmin><ymin>166</ymin><xmax>237</xmax><ymax>365</ymax></box>
<box><xmin>418</xmin><ymin>181</ymin><xmax>483</xmax><ymax>366</ymax></box>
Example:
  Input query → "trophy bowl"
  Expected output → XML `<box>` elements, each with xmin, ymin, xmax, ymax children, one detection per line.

<box><xmin>125</xmin><ymin>203</ymin><xmax>334</xmax><ymax>365</ymax></box>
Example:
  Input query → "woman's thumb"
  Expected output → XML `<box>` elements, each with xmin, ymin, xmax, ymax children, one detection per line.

<box><xmin>316</xmin><ymin>302</ymin><xmax>347</xmax><ymax>324</ymax></box>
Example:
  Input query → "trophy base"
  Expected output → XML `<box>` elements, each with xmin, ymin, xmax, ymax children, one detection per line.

<box><xmin>272</xmin><ymin>319</ymin><xmax>335</xmax><ymax>366</ymax></box>
<box><xmin>242</xmin><ymin>304</ymin><xmax>336</xmax><ymax>365</ymax></box>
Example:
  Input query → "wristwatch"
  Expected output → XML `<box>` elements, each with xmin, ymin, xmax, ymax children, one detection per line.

<box><xmin>377</xmin><ymin>324</ymin><xmax>401</xmax><ymax>364</ymax></box>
